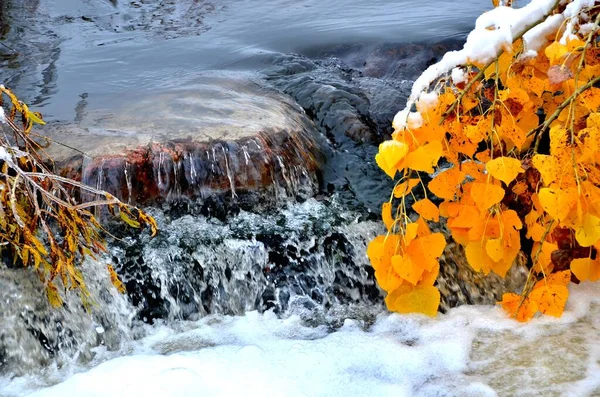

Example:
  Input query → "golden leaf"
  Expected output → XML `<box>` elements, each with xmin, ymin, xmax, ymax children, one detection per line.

<box><xmin>575</xmin><ymin>213</ymin><xmax>600</xmax><ymax>247</ymax></box>
<box><xmin>485</xmin><ymin>238</ymin><xmax>504</xmax><ymax>263</ymax></box>
<box><xmin>46</xmin><ymin>283</ymin><xmax>64</xmax><ymax>308</ymax></box>
<box><xmin>529</xmin><ymin>284</ymin><xmax>568</xmax><ymax>317</ymax></box>
<box><xmin>392</xmin><ymin>254</ymin><xmax>425</xmax><ymax>285</ymax></box>
<box><xmin>405</xmin><ymin>140</ymin><xmax>443</xmax><ymax>173</ymax></box>
<box><xmin>428</xmin><ymin>168</ymin><xmax>466</xmax><ymax>200</ymax></box>
<box><xmin>470</xmin><ymin>182</ymin><xmax>505</xmax><ymax>211</ymax></box>
<box><xmin>387</xmin><ymin>285</ymin><xmax>440</xmax><ymax>317</ymax></box>
<box><xmin>393</xmin><ymin>178</ymin><xmax>420</xmax><ymax>198</ymax></box>
<box><xmin>499</xmin><ymin>293</ymin><xmax>538</xmax><ymax>322</ymax></box>
<box><xmin>412</xmin><ymin>198</ymin><xmax>440</xmax><ymax>222</ymax></box>
<box><xmin>571</xmin><ymin>257</ymin><xmax>600</xmax><ymax>282</ymax></box>
<box><xmin>107</xmin><ymin>265</ymin><xmax>126</xmax><ymax>294</ymax></box>
<box><xmin>375</xmin><ymin>140</ymin><xmax>409</xmax><ymax>178</ymax></box>
<box><xmin>486</xmin><ymin>157</ymin><xmax>523</xmax><ymax>185</ymax></box>
<box><xmin>382</xmin><ymin>202</ymin><xmax>395</xmax><ymax>231</ymax></box>
<box><xmin>544</xmin><ymin>41</ymin><xmax>568</xmax><ymax>65</ymax></box>
<box><xmin>538</xmin><ymin>187</ymin><xmax>577</xmax><ymax>222</ymax></box>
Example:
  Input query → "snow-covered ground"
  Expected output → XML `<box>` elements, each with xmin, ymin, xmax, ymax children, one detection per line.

<box><xmin>3</xmin><ymin>283</ymin><xmax>599</xmax><ymax>397</ymax></box>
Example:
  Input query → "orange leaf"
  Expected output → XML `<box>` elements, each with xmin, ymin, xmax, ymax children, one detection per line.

<box><xmin>375</xmin><ymin>140</ymin><xmax>409</xmax><ymax>178</ymax></box>
<box><xmin>538</xmin><ymin>187</ymin><xmax>577</xmax><ymax>222</ymax></box>
<box><xmin>428</xmin><ymin>168</ymin><xmax>466</xmax><ymax>200</ymax></box>
<box><xmin>533</xmin><ymin>269</ymin><xmax>571</xmax><ymax>288</ymax></box>
<box><xmin>387</xmin><ymin>285</ymin><xmax>440</xmax><ymax>317</ymax></box>
<box><xmin>405</xmin><ymin>233</ymin><xmax>446</xmax><ymax>272</ymax></box>
<box><xmin>532</xmin><ymin>154</ymin><xmax>559</xmax><ymax>186</ymax></box>
<box><xmin>382</xmin><ymin>202</ymin><xmax>395</xmax><ymax>231</ymax></box>
<box><xmin>571</xmin><ymin>257</ymin><xmax>600</xmax><ymax>282</ymax></box>
<box><xmin>392</xmin><ymin>254</ymin><xmax>425</xmax><ymax>285</ymax></box>
<box><xmin>418</xmin><ymin>262</ymin><xmax>440</xmax><ymax>286</ymax></box>
<box><xmin>448</xmin><ymin>205</ymin><xmax>480</xmax><ymax>229</ymax></box>
<box><xmin>499</xmin><ymin>293</ymin><xmax>538</xmax><ymax>322</ymax></box>
<box><xmin>485</xmin><ymin>238</ymin><xmax>504</xmax><ymax>263</ymax></box>
<box><xmin>486</xmin><ymin>156</ymin><xmax>523</xmax><ymax>185</ymax></box>
<box><xmin>532</xmin><ymin>241</ymin><xmax>558</xmax><ymax>273</ymax></box>
<box><xmin>405</xmin><ymin>140</ymin><xmax>443</xmax><ymax>173</ymax></box>
<box><xmin>367</xmin><ymin>235</ymin><xmax>400</xmax><ymax>274</ymax></box>
<box><xmin>413</xmin><ymin>198</ymin><xmax>440</xmax><ymax>222</ymax></box>
<box><xmin>575</xmin><ymin>213</ymin><xmax>600</xmax><ymax>247</ymax></box>
<box><xmin>529</xmin><ymin>284</ymin><xmax>569</xmax><ymax>317</ymax></box>
<box><xmin>465</xmin><ymin>241</ymin><xmax>494</xmax><ymax>274</ymax></box>
<box><xmin>393</xmin><ymin>178</ymin><xmax>420</xmax><ymax>198</ymax></box>
<box><xmin>470</xmin><ymin>182</ymin><xmax>505</xmax><ymax>211</ymax></box>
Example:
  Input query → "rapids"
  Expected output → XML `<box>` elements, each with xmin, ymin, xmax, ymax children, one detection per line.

<box><xmin>2</xmin><ymin>1</ymin><xmax>597</xmax><ymax>396</ymax></box>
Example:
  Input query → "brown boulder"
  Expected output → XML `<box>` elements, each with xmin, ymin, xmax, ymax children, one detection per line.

<box><xmin>41</xmin><ymin>75</ymin><xmax>323</xmax><ymax>206</ymax></box>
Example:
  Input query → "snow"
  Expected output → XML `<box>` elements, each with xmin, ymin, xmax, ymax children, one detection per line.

<box><xmin>0</xmin><ymin>146</ymin><xmax>10</xmax><ymax>162</ymax></box>
<box><xmin>395</xmin><ymin>0</ymin><xmax>595</xmax><ymax>128</ymax></box>
<box><xmin>0</xmin><ymin>107</ymin><xmax>6</xmax><ymax>124</ymax></box>
<box><xmin>451</xmin><ymin>67</ymin><xmax>467</xmax><ymax>85</ymax></box>
<box><xmin>3</xmin><ymin>283</ymin><xmax>600</xmax><ymax>397</ymax></box>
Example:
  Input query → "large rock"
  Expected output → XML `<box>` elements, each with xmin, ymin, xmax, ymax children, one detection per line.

<box><xmin>41</xmin><ymin>74</ymin><xmax>323</xmax><ymax>207</ymax></box>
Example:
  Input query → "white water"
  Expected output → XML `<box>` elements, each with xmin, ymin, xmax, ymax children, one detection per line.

<box><xmin>3</xmin><ymin>283</ymin><xmax>599</xmax><ymax>397</ymax></box>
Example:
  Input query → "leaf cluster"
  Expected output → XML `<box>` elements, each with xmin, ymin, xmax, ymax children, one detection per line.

<box><xmin>0</xmin><ymin>85</ymin><xmax>157</xmax><ymax>308</ymax></box>
<box><xmin>369</xmin><ymin>1</ymin><xmax>600</xmax><ymax>320</ymax></box>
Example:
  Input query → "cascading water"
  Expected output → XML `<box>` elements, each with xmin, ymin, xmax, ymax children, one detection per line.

<box><xmin>3</xmin><ymin>1</ymin><xmax>599</xmax><ymax>395</ymax></box>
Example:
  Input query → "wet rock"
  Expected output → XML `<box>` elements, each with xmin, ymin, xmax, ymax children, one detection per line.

<box><xmin>107</xmin><ymin>199</ymin><xmax>384</xmax><ymax>324</ymax></box>
<box><xmin>437</xmin><ymin>239</ymin><xmax>528</xmax><ymax>312</ymax></box>
<box><xmin>40</xmin><ymin>74</ymin><xmax>324</xmax><ymax>207</ymax></box>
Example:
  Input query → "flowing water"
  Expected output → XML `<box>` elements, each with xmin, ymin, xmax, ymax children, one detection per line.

<box><xmin>1</xmin><ymin>0</ymin><xmax>599</xmax><ymax>396</ymax></box>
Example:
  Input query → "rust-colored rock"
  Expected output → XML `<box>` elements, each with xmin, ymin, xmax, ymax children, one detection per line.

<box><xmin>41</xmin><ymin>75</ymin><xmax>323</xmax><ymax>205</ymax></box>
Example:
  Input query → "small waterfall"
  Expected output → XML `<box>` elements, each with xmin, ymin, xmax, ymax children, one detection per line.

<box><xmin>0</xmin><ymin>260</ymin><xmax>135</xmax><ymax>377</ymax></box>
<box><xmin>0</xmin><ymin>197</ymin><xmax>385</xmax><ymax>377</ymax></box>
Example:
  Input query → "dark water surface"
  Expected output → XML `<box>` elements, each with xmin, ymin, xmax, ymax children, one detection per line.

<box><xmin>1</xmin><ymin>0</ymin><xmax>490</xmax><ymax>121</ymax></box>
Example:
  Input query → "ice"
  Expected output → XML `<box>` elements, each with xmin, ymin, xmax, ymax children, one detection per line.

<box><xmin>2</xmin><ymin>283</ymin><xmax>597</xmax><ymax>397</ymax></box>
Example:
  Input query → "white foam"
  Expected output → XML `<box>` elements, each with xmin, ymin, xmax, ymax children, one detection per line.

<box><xmin>3</xmin><ymin>283</ymin><xmax>599</xmax><ymax>397</ymax></box>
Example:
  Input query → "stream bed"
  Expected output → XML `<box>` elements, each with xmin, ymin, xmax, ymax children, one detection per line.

<box><xmin>1</xmin><ymin>0</ymin><xmax>599</xmax><ymax>396</ymax></box>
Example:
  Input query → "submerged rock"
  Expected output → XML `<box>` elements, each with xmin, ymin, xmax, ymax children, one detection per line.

<box><xmin>42</xmin><ymin>74</ymin><xmax>324</xmax><ymax>207</ymax></box>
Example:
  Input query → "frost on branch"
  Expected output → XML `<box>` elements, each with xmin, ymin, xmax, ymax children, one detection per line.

<box><xmin>368</xmin><ymin>0</ymin><xmax>600</xmax><ymax>320</ymax></box>
<box><xmin>0</xmin><ymin>86</ymin><xmax>158</xmax><ymax>308</ymax></box>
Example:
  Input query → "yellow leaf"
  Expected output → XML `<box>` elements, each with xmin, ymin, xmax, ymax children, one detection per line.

<box><xmin>405</xmin><ymin>140</ymin><xmax>443</xmax><ymax>173</ymax></box>
<box><xmin>120</xmin><ymin>211</ymin><xmax>141</xmax><ymax>228</ymax></box>
<box><xmin>499</xmin><ymin>293</ymin><xmax>538</xmax><ymax>322</ymax></box>
<box><xmin>486</xmin><ymin>157</ymin><xmax>523</xmax><ymax>185</ymax></box>
<box><xmin>403</xmin><ymin>222</ymin><xmax>419</xmax><ymax>246</ymax></box>
<box><xmin>575</xmin><ymin>213</ymin><xmax>600</xmax><ymax>247</ymax></box>
<box><xmin>532</xmin><ymin>154</ymin><xmax>559</xmax><ymax>186</ymax></box>
<box><xmin>46</xmin><ymin>283</ymin><xmax>64</xmax><ymax>308</ymax></box>
<box><xmin>428</xmin><ymin>168</ymin><xmax>466</xmax><ymax>200</ymax></box>
<box><xmin>533</xmin><ymin>269</ymin><xmax>571</xmax><ymax>288</ymax></box>
<box><xmin>392</xmin><ymin>254</ymin><xmax>425</xmax><ymax>285</ymax></box>
<box><xmin>418</xmin><ymin>263</ymin><xmax>439</xmax><ymax>286</ymax></box>
<box><xmin>405</xmin><ymin>233</ymin><xmax>446</xmax><ymax>272</ymax></box>
<box><xmin>393</xmin><ymin>178</ymin><xmax>420</xmax><ymax>198</ymax></box>
<box><xmin>412</xmin><ymin>198</ymin><xmax>440</xmax><ymax>222</ymax></box>
<box><xmin>470</xmin><ymin>182</ymin><xmax>505</xmax><ymax>211</ymax></box>
<box><xmin>382</xmin><ymin>202</ymin><xmax>395</xmax><ymax>231</ymax></box>
<box><xmin>571</xmin><ymin>257</ymin><xmax>600</xmax><ymax>282</ymax></box>
<box><xmin>375</xmin><ymin>140</ymin><xmax>409</xmax><ymax>178</ymax></box>
<box><xmin>465</xmin><ymin>241</ymin><xmax>494</xmax><ymax>274</ymax></box>
<box><xmin>529</xmin><ymin>284</ymin><xmax>568</xmax><ymax>317</ymax></box>
<box><xmin>544</xmin><ymin>41</ymin><xmax>568</xmax><ymax>65</ymax></box>
<box><xmin>107</xmin><ymin>265</ymin><xmax>126</xmax><ymax>294</ymax></box>
<box><xmin>485</xmin><ymin>238</ymin><xmax>504</xmax><ymax>263</ymax></box>
<box><xmin>387</xmin><ymin>285</ymin><xmax>440</xmax><ymax>317</ymax></box>
<box><xmin>538</xmin><ymin>187</ymin><xmax>577</xmax><ymax>222</ymax></box>
<box><xmin>532</xmin><ymin>241</ymin><xmax>558</xmax><ymax>273</ymax></box>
